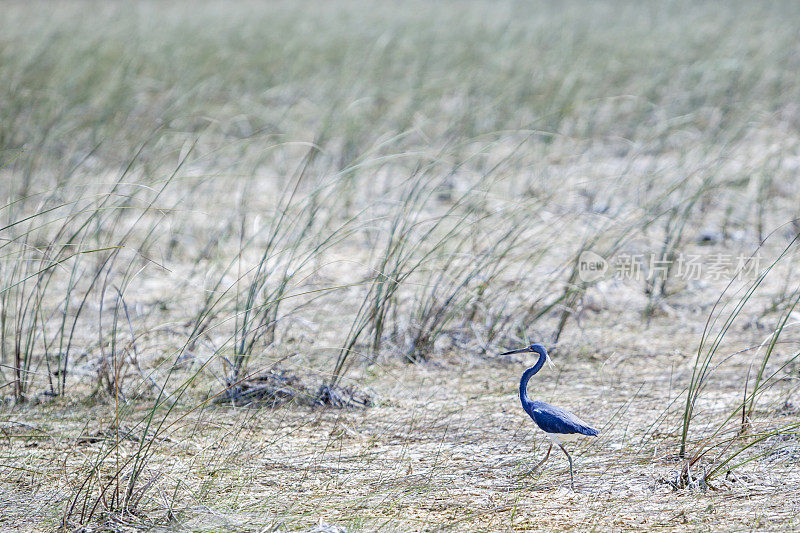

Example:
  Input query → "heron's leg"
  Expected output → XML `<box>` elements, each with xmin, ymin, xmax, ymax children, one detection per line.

<box><xmin>558</xmin><ymin>444</ymin><xmax>574</xmax><ymax>490</ymax></box>
<box><xmin>523</xmin><ymin>443</ymin><xmax>552</xmax><ymax>476</ymax></box>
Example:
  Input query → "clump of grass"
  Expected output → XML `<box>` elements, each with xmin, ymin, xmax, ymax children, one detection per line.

<box><xmin>678</xmin><ymin>229</ymin><xmax>800</xmax><ymax>485</ymax></box>
<box><xmin>329</xmin><ymin>168</ymin><xmax>471</xmax><ymax>386</ymax></box>
<box><xmin>227</xmin><ymin>153</ymin><xmax>336</xmax><ymax>384</ymax></box>
<box><xmin>0</xmin><ymin>142</ymin><xmax>188</xmax><ymax>402</ymax></box>
<box><xmin>401</xmin><ymin>220</ymin><xmax>524</xmax><ymax>362</ymax></box>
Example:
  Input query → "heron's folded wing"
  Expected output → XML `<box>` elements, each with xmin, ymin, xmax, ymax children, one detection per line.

<box><xmin>531</xmin><ymin>403</ymin><xmax>598</xmax><ymax>436</ymax></box>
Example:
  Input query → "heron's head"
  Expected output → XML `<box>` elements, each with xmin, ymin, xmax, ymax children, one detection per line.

<box><xmin>499</xmin><ymin>343</ymin><xmax>549</xmax><ymax>357</ymax></box>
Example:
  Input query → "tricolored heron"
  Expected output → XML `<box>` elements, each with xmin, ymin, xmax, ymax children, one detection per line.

<box><xmin>500</xmin><ymin>343</ymin><xmax>598</xmax><ymax>489</ymax></box>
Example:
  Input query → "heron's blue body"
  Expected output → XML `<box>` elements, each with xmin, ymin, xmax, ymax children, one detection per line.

<box><xmin>519</xmin><ymin>347</ymin><xmax>598</xmax><ymax>438</ymax></box>
<box><xmin>503</xmin><ymin>343</ymin><xmax>598</xmax><ymax>489</ymax></box>
<box><xmin>524</xmin><ymin>401</ymin><xmax>599</xmax><ymax>437</ymax></box>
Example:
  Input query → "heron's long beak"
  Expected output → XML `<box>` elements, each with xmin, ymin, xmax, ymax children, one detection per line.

<box><xmin>499</xmin><ymin>347</ymin><xmax>529</xmax><ymax>355</ymax></box>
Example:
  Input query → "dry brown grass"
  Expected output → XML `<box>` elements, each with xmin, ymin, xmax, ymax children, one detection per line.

<box><xmin>4</xmin><ymin>308</ymin><xmax>800</xmax><ymax>531</ymax></box>
<box><xmin>3</xmin><ymin>338</ymin><xmax>800</xmax><ymax>531</ymax></box>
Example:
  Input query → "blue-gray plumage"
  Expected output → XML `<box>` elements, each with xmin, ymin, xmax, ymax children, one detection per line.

<box><xmin>500</xmin><ymin>343</ymin><xmax>598</xmax><ymax>489</ymax></box>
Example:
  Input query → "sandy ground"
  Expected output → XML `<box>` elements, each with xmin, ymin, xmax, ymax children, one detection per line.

<box><xmin>3</xmin><ymin>317</ymin><xmax>800</xmax><ymax>531</ymax></box>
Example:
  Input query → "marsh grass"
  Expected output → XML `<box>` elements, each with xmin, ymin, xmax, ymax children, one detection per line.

<box><xmin>676</xmin><ymin>228</ymin><xmax>800</xmax><ymax>488</ymax></box>
<box><xmin>2</xmin><ymin>0</ymin><xmax>800</xmax><ymax>530</ymax></box>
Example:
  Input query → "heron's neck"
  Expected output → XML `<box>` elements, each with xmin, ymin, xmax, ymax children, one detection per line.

<box><xmin>519</xmin><ymin>348</ymin><xmax>547</xmax><ymax>407</ymax></box>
